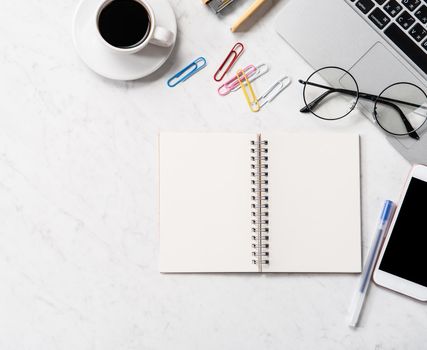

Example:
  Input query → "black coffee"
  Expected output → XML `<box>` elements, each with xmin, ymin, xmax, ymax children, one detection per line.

<box><xmin>98</xmin><ymin>0</ymin><xmax>151</xmax><ymax>48</ymax></box>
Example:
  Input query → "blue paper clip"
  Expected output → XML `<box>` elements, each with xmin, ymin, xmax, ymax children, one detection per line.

<box><xmin>167</xmin><ymin>57</ymin><xmax>207</xmax><ymax>88</ymax></box>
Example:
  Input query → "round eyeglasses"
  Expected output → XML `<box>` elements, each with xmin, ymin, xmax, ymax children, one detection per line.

<box><xmin>299</xmin><ymin>66</ymin><xmax>427</xmax><ymax>140</ymax></box>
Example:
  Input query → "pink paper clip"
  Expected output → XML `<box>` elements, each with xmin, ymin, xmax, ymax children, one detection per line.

<box><xmin>213</xmin><ymin>42</ymin><xmax>245</xmax><ymax>82</ymax></box>
<box><xmin>218</xmin><ymin>64</ymin><xmax>256</xmax><ymax>96</ymax></box>
<box><xmin>217</xmin><ymin>63</ymin><xmax>269</xmax><ymax>96</ymax></box>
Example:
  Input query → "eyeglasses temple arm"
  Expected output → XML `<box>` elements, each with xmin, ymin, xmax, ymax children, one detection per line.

<box><xmin>299</xmin><ymin>90</ymin><xmax>335</xmax><ymax>112</ymax></box>
<box><xmin>301</xmin><ymin>80</ymin><xmax>427</xmax><ymax>110</ymax></box>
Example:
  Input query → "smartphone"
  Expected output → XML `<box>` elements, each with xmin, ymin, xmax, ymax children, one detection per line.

<box><xmin>374</xmin><ymin>164</ymin><xmax>427</xmax><ymax>301</ymax></box>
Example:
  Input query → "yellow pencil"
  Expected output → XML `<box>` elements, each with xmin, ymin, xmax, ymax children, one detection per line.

<box><xmin>231</xmin><ymin>0</ymin><xmax>267</xmax><ymax>32</ymax></box>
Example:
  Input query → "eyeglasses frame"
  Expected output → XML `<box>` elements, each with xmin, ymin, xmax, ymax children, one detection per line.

<box><xmin>299</xmin><ymin>66</ymin><xmax>427</xmax><ymax>140</ymax></box>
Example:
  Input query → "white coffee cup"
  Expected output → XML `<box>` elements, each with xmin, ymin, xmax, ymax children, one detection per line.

<box><xmin>95</xmin><ymin>0</ymin><xmax>174</xmax><ymax>54</ymax></box>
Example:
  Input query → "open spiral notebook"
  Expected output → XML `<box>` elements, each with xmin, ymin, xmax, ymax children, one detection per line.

<box><xmin>159</xmin><ymin>132</ymin><xmax>361</xmax><ymax>273</ymax></box>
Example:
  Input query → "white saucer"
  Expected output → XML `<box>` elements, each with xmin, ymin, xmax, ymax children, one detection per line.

<box><xmin>72</xmin><ymin>0</ymin><xmax>177</xmax><ymax>81</ymax></box>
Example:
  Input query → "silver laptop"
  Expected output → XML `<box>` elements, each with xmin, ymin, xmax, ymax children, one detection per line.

<box><xmin>275</xmin><ymin>0</ymin><xmax>427</xmax><ymax>164</ymax></box>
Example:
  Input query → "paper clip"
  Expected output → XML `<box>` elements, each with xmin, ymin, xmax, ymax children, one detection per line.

<box><xmin>217</xmin><ymin>63</ymin><xmax>269</xmax><ymax>96</ymax></box>
<box><xmin>213</xmin><ymin>42</ymin><xmax>244</xmax><ymax>82</ymax></box>
<box><xmin>167</xmin><ymin>57</ymin><xmax>207</xmax><ymax>88</ymax></box>
<box><xmin>230</xmin><ymin>63</ymin><xmax>269</xmax><ymax>93</ymax></box>
<box><xmin>218</xmin><ymin>64</ymin><xmax>256</xmax><ymax>96</ymax></box>
<box><xmin>236</xmin><ymin>68</ymin><xmax>260</xmax><ymax>113</ymax></box>
<box><xmin>256</xmin><ymin>76</ymin><xmax>292</xmax><ymax>108</ymax></box>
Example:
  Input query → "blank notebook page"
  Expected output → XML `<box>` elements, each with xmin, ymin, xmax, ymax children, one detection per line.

<box><xmin>265</xmin><ymin>132</ymin><xmax>361</xmax><ymax>272</ymax></box>
<box><xmin>159</xmin><ymin>133</ymin><xmax>256</xmax><ymax>272</ymax></box>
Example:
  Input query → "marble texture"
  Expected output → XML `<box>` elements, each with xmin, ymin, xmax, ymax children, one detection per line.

<box><xmin>0</xmin><ymin>0</ymin><xmax>425</xmax><ymax>349</ymax></box>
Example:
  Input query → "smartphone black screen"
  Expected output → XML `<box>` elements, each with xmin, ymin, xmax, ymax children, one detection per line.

<box><xmin>379</xmin><ymin>177</ymin><xmax>427</xmax><ymax>287</ymax></box>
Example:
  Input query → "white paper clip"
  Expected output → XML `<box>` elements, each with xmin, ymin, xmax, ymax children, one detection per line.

<box><xmin>230</xmin><ymin>63</ymin><xmax>269</xmax><ymax>93</ymax></box>
<box><xmin>256</xmin><ymin>76</ymin><xmax>292</xmax><ymax>108</ymax></box>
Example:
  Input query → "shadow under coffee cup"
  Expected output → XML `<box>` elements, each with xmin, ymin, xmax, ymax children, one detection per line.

<box><xmin>96</xmin><ymin>0</ymin><xmax>174</xmax><ymax>54</ymax></box>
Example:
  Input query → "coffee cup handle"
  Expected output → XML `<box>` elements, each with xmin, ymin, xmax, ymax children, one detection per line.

<box><xmin>149</xmin><ymin>26</ymin><xmax>174</xmax><ymax>47</ymax></box>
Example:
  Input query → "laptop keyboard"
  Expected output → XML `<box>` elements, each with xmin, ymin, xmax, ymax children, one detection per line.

<box><xmin>349</xmin><ymin>0</ymin><xmax>427</xmax><ymax>75</ymax></box>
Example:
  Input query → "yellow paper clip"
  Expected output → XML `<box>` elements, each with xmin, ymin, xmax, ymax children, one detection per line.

<box><xmin>236</xmin><ymin>69</ymin><xmax>260</xmax><ymax>112</ymax></box>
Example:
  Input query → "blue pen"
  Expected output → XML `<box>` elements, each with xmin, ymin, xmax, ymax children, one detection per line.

<box><xmin>347</xmin><ymin>200</ymin><xmax>395</xmax><ymax>327</ymax></box>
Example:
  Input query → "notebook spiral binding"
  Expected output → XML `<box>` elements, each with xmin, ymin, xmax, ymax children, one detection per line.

<box><xmin>250</xmin><ymin>136</ymin><xmax>269</xmax><ymax>271</ymax></box>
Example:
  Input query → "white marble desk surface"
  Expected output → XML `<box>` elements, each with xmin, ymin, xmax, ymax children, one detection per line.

<box><xmin>0</xmin><ymin>0</ymin><xmax>425</xmax><ymax>349</ymax></box>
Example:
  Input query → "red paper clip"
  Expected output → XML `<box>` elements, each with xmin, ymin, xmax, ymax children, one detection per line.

<box><xmin>213</xmin><ymin>42</ymin><xmax>245</xmax><ymax>82</ymax></box>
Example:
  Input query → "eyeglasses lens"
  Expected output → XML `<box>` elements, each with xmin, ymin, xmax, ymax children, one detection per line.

<box><xmin>374</xmin><ymin>83</ymin><xmax>427</xmax><ymax>136</ymax></box>
<box><xmin>303</xmin><ymin>67</ymin><xmax>359</xmax><ymax>121</ymax></box>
